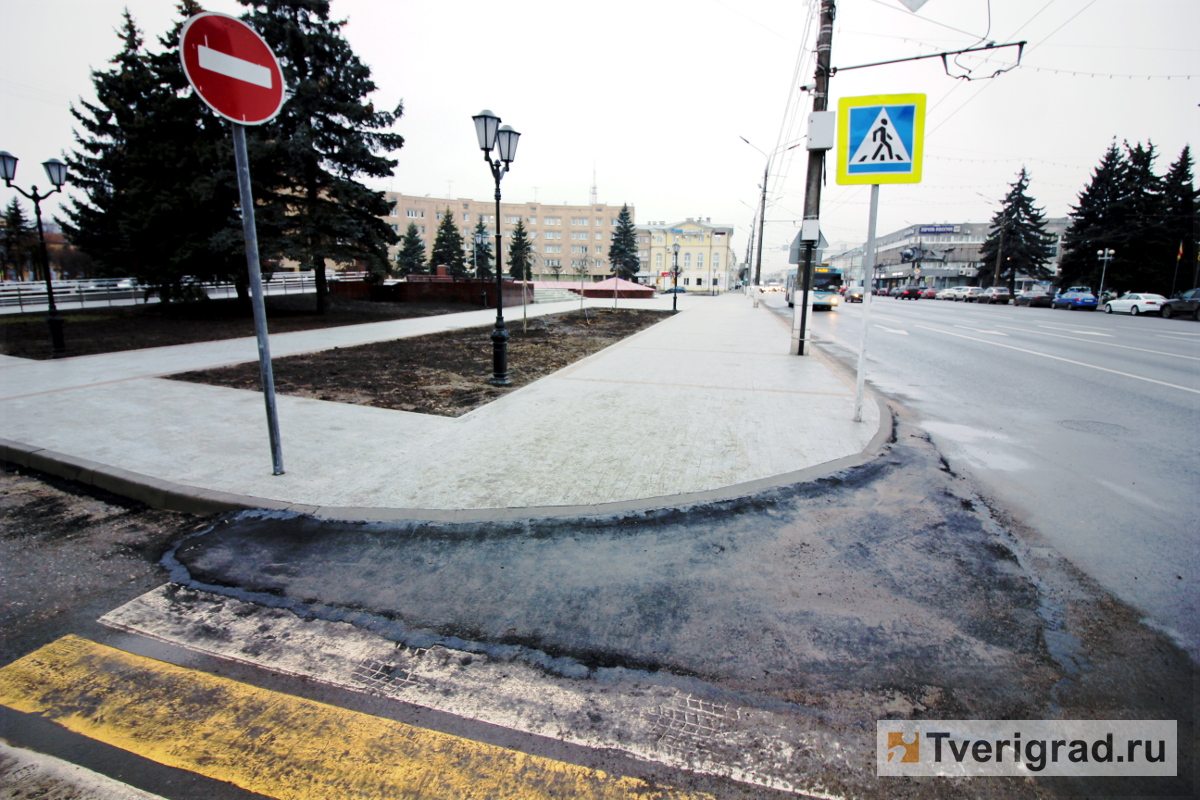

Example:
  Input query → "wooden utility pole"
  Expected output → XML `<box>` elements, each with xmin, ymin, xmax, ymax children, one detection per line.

<box><xmin>796</xmin><ymin>0</ymin><xmax>836</xmax><ymax>355</ymax></box>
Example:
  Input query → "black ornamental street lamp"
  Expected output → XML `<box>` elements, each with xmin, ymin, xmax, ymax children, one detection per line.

<box><xmin>671</xmin><ymin>240</ymin><xmax>681</xmax><ymax>312</ymax></box>
<box><xmin>472</xmin><ymin>110</ymin><xmax>521</xmax><ymax>386</ymax></box>
<box><xmin>1</xmin><ymin>152</ymin><xmax>68</xmax><ymax>356</ymax></box>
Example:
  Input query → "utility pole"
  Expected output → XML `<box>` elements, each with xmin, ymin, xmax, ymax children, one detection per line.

<box><xmin>754</xmin><ymin>160</ymin><xmax>768</xmax><ymax>287</ymax></box>
<box><xmin>795</xmin><ymin>0</ymin><xmax>836</xmax><ymax>356</ymax></box>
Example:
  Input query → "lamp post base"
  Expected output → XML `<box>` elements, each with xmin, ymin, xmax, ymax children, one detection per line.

<box><xmin>47</xmin><ymin>310</ymin><xmax>66</xmax><ymax>358</ymax></box>
<box><xmin>490</xmin><ymin>325</ymin><xmax>510</xmax><ymax>385</ymax></box>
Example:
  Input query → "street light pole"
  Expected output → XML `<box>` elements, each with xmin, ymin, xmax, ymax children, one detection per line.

<box><xmin>671</xmin><ymin>240</ymin><xmax>681</xmax><ymax>312</ymax></box>
<box><xmin>472</xmin><ymin>110</ymin><xmax>521</xmax><ymax>386</ymax></box>
<box><xmin>0</xmin><ymin>152</ymin><xmax>68</xmax><ymax>357</ymax></box>
<box><xmin>1097</xmin><ymin>248</ymin><xmax>1115</xmax><ymax>300</ymax></box>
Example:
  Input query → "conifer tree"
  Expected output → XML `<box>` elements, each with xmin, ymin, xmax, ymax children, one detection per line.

<box><xmin>429</xmin><ymin>208</ymin><xmax>466</xmax><ymax>276</ymax></box>
<box><xmin>472</xmin><ymin>217</ymin><xmax>494</xmax><ymax>280</ymax></box>
<box><xmin>239</xmin><ymin>0</ymin><xmax>403</xmax><ymax>312</ymax></box>
<box><xmin>3</xmin><ymin>199</ymin><xmax>35</xmax><ymax>281</ymax></box>
<box><xmin>1161</xmin><ymin>146</ymin><xmax>1197</xmax><ymax>293</ymax></box>
<box><xmin>395</xmin><ymin>222</ymin><xmax>426</xmax><ymax>276</ymax></box>
<box><xmin>507</xmin><ymin>218</ymin><xmax>534</xmax><ymax>280</ymax></box>
<box><xmin>1058</xmin><ymin>142</ymin><xmax>1127</xmax><ymax>291</ymax></box>
<box><xmin>607</xmin><ymin>204</ymin><xmax>640</xmax><ymax>281</ymax></box>
<box><xmin>976</xmin><ymin>168</ymin><xmax>1056</xmax><ymax>294</ymax></box>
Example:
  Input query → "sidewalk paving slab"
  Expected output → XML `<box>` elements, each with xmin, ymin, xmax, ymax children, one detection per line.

<box><xmin>0</xmin><ymin>294</ymin><xmax>886</xmax><ymax>518</ymax></box>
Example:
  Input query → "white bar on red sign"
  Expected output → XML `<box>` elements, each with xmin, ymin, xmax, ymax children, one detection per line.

<box><xmin>198</xmin><ymin>44</ymin><xmax>272</xmax><ymax>89</ymax></box>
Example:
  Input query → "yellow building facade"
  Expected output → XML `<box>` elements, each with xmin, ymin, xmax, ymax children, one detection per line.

<box><xmin>383</xmin><ymin>193</ymin><xmax>634</xmax><ymax>282</ymax></box>
<box><xmin>636</xmin><ymin>219</ymin><xmax>736</xmax><ymax>293</ymax></box>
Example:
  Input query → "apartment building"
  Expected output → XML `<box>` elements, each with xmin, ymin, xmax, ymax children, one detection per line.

<box><xmin>382</xmin><ymin>193</ymin><xmax>635</xmax><ymax>281</ymax></box>
<box><xmin>636</xmin><ymin>218</ymin><xmax>736</xmax><ymax>292</ymax></box>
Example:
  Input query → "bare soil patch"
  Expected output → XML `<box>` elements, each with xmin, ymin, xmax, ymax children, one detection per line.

<box><xmin>171</xmin><ymin>307</ymin><xmax>671</xmax><ymax>417</ymax></box>
<box><xmin>1</xmin><ymin>294</ymin><xmax>482</xmax><ymax>360</ymax></box>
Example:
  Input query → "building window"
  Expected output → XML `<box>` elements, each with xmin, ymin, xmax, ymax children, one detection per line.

<box><xmin>527</xmin><ymin>217</ymin><xmax>537</xmax><ymax>225</ymax></box>
<box><xmin>571</xmin><ymin>231</ymin><xmax>589</xmax><ymax>240</ymax></box>
<box><xmin>684</xmin><ymin>278</ymin><xmax>690</xmax><ymax>286</ymax></box>
<box><xmin>571</xmin><ymin>217</ymin><xmax>588</xmax><ymax>225</ymax></box>
<box><xmin>596</xmin><ymin>218</ymin><xmax>603</xmax><ymax>226</ymax></box>
<box><xmin>656</xmin><ymin>253</ymin><xmax>663</xmax><ymax>270</ymax></box>
<box><xmin>697</xmin><ymin>253</ymin><xmax>704</xmax><ymax>270</ymax></box>
<box><xmin>595</xmin><ymin>246</ymin><xmax>602</xmax><ymax>254</ymax></box>
<box><xmin>544</xmin><ymin>244</ymin><xmax>562</xmax><ymax>254</ymax></box>
<box><xmin>545</xmin><ymin>217</ymin><xmax>561</xmax><ymax>225</ymax></box>
<box><xmin>713</xmin><ymin>253</ymin><xmax>720</xmax><ymax>270</ymax></box>
<box><xmin>505</xmin><ymin>215</ymin><xmax>521</xmax><ymax>224</ymax></box>
<box><xmin>697</xmin><ymin>278</ymin><xmax>704</xmax><ymax>286</ymax></box>
<box><xmin>684</xmin><ymin>253</ymin><xmax>692</xmax><ymax>269</ymax></box>
<box><xmin>572</xmin><ymin>245</ymin><xmax>587</xmax><ymax>254</ymax></box>
<box><xmin>463</xmin><ymin>203</ymin><xmax>469</xmax><ymax>209</ymax></box>
<box><xmin>544</xmin><ymin>230</ymin><xmax>561</xmax><ymax>240</ymax></box>
<box><xmin>406</xmin><ymin>209</ymin><xmax>423</xmax><ymax>218</ymax></box>
<box><xmin>463</xmin><ymin>213</ymin><xmax>470</xmax><ymax>221</ymax></box>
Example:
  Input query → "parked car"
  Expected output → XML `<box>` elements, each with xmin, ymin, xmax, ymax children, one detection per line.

<box><xmin>1014</xmin><ymin>288</ymin><xmax>1055</xmax><ymax>307</ymax></box>
<box><xmin>663</xmin><ymin>286</ymin><xmax>687</xmax><ymax>294</ymax></box>
<box><xmin>1052</xmin><ymin>288</ymin><xmax>1098</xmax><ymax>310</ymax></box>
<box><xmin>920</xmin><ymin>287</ymin><xmax>938</xmax><ymax>299</ymax></box>
<box><xmin>978</xmin><ymin>287</ymin><xmax>1012</xmax><ymax>304</ymax></box>
<box><xmin>937</xmin><ymin>286</ymin><xmax>968</xmax><ymax>300</ymax></box>
<box><xmin>1103</xmin><ymin>292</ymin><xmax>1167</xmax><ymax>316</ymax></box>
<box><xmin>1160</xmin><ymin>287</ymin><xmax>1200</xmax><ymax>320</ymax></box>
<box><xmin>897</xmin><ymin>285</ymin><xmax>924</xmax><ymax>299</ymax></box>
<box><xmin>960</xmin><ymin>287</ymin><xmax>985</xmax><ymax>302</ymax></box>
<box><xmin>845</xmin><ymin>286</ymin><xmax>864</xmax><ymax>303</ymax></box>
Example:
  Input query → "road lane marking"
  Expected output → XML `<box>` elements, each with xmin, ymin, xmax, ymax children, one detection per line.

<box><xmin>99</xmin><ymin>585</ymin><xmax>849</xmax><ymax>799</ymax></box>
<box><xmin>954</xmin><ymin>325</ymin><xmax>1008</xmax><ymax>336</ymax></box>
<box><xmin>1037</xmin><ymin>324</ymin><xmax>1112</xmax><ymax>336</ymax></box>
<box><xmin>914</xmin><ymin>325</ymin><xmax>1200</xmax><ymax>395</ymax></box>
<box><xmin>0</xmin><ymin>636</ymin><xmax>712</xmax><ymax>800</ymax></box>
<box><xmin>0</xmin><ymin>741</ymin><xmax>166</xmax><ymax>800</ymax></box>
<box><xmin>876</xmin><ymin>326</ymin><xmax>908</xmax><ymax>335</ymax></box>
<box><xmin>1157</xmin><ymin>332</ymin><xmax>1200</xmax><ymax>339</ymax></box>
<box><xmin>995</xmin><ymin>325</ymin><xmax>1200</xmax><ymax>362</ymax></box>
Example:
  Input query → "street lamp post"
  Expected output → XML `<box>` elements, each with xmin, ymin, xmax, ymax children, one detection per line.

<box><xmin>671</xmin><ymin>240</ymin><xmax>681</xmax><ymax>312</ymax></box>
<box><xmin>1097</xmin><ymin>248</ymin><xmax>1115</xmax><ymax>300</ymax></box>
<box><xmin>1</xmin><ymin>152</ymin><xmax>68</xmax><ymax>357</ymax></box>
<box><xmin>474</xmin><ymin>230</ymin><xmax>489</xmax><ymax>307</ymax></box>
<box><xmin>472</xmin><ymin>110</ymin><xmax>521</xmax><ymax>386</ymax></box>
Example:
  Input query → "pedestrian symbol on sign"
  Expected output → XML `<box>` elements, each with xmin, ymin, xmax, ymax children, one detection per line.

<box><xmin>836</xmin><ymin>94</ymin><xmax>925</xmax><ymax>185</ymax></box>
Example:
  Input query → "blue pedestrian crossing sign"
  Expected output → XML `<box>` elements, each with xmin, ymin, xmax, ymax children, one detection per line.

<box><xmin>836</xmin><ymin>94</ymin><xmax>926</xmax><ymax>185</ymax></box>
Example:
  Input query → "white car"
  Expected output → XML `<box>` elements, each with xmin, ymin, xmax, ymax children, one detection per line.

<box><xmin>1103</xmin><ymin>293</ymin><xmax>1167</xmax><ymax>316</ymax></box>
<box><xmin>938</xmin><ymin>286</ymin><xmax>971</xmax><ymax>300</ymax></box>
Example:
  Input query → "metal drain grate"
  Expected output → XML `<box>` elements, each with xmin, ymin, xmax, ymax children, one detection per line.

<box><xmin>648</xmin><ymin>691</ymin><xmax>735</xmax><ymax>756</ymax></box>
<box><xmin>349</xmin><ymin>653</ymin><xmax>427</xmax><ymax>695</ymax></box>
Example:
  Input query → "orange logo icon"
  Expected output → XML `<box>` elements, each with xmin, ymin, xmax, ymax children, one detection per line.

<box><xmin>887</xmin><ymin>732</ymin><xmax>920</xmax><ymax>763</ymax></box>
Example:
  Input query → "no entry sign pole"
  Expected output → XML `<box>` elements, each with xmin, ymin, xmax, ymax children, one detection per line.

<box><xmin>181</xmin><ymin>12</ymin><xmax>287</xmax><ymax>475</ymax></box>
<box><xmin>231</xmin><ymin>122</ymin><xmax>284</xmax><ymax>474</ymax></box>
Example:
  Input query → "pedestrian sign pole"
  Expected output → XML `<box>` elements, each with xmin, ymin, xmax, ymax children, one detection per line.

<box><xmin>835</xmin><ymin>94</ymin><xmax>926</xmax><ymax>421</ymax></box>
<box><xmin>181</xmin><ymin>12</ymin><xmax>288</xmax><ymax>475</ymax></box>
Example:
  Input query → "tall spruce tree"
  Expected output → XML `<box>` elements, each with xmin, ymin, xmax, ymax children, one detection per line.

<box><xmin>976</xmin><ymin>168</ymin><xmax>1057</xmax><ymax>294</ymax></box>
<box><xmin>429</xmin><ymin>208</ymin><xmax>466</xmax><ymax>276</ymax></box>
<box><xmin>1058</xmin><ymin>142</ymin><xmax>1127</xmax><ymax>292</ymax></box>
<box><xmin>507</xmin><ymin>218</ymin><xmax>534</xmax><ymax>280</ymax></box>
<box><xmin>607</xmin><ymin>204</ymin><xmax>640</xmax><ymax>281</ymax></box>
<box><xmin>239</xmin><ymin>0</ymin><xmax>403</xmax><ymax>312</ymax></box>
<box><xmin>395</xmin><ymin>222</ymin><xmax>426</xmax><ymax>276</ymax></box>
<box><xmin>471</xmin><ymin>217</ymin><xmax>494</xmax><ymax>280</ymax></box>
<box><xmin>1161</xmin><ymin>146</ymin><xmax>1197</xmax><ymax>293</ymax></box>
<box><xmin>3</xmin><ymin>199</ymin><xmax>35</xmax><ymax>281</ymax></box>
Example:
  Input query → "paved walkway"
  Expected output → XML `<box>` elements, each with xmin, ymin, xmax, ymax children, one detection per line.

<box><xmin>0</xmin><ymin>293</ymin><xmax>886</xmax><ymax>519</ymax></box>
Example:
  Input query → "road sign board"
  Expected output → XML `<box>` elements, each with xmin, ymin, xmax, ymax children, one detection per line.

<box><xmin>836</xmin><ymin>94</ymin><xmax>925</xmax><ymax>185</ymax></box>
<box><xmin>180</xmin><ymin>13</ymin><xmax>285</xmax><ymax>125</ymax></box>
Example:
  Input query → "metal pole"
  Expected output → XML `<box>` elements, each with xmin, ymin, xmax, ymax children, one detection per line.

<box><xmin>796</xmin><ymin>0</ymin><xmax>835</xmax><ymax>356</ymax></box>
<box><xmin>854</xmin><ymin>184</ymin><xmax>880</xmax><ymax>422</ymax></box>
<box><xmin>491</xmin><ymin>177</ymin><xmax>509</xmax><ymax>385</ymax></box>
<box><xmin>31</xmin><ymin>193</ymin><xmax>66</xmax><ymax>357</ymax></box>
<box><xmin>754</xmin><ymin>161</ymin><xmax>768</xmax><ymax>287</ymax></box>
<box><xmin>231</xmin><ymin>122</ymin><xmax>284</xmax><ymax>475</ymax></box>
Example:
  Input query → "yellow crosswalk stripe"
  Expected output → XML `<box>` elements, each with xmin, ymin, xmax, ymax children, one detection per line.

<box><xmin>0</xmin><ymin>637</ymin><xmax>711</xmax><ymax>800</ymax></box>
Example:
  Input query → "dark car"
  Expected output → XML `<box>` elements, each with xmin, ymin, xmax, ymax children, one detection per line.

<box><xmin>1014</xmin><ymin>288</ymin><xmax>1055</xmax><ymax>307</ymax></box>
<box><xmin>662</xmin><ymin>286</ymin><xmax>687</xmax><ymax>294</ymax></box>
<box><xmin>1052</xmin><ymin>287</ymin><xmax>1098</xmax><ymax>310</ymax></box>
<box><xmin>897</xmin><ymin>285</ymin><xmax>924</xmax><ymax>299</ymax></box>
<box><xmin>1160</xmin><ymin>287</ymin><xmax>1200</xmax><ymax>320</ymax></box>
<box><xmin>845</xmin><ymin>286</ymin><xmax>865</xmax><ymax>303</ymax></box>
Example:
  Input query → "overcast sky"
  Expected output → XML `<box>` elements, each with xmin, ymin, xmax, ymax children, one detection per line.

<box><xmin>2</xmin><ymin>0</ymin><xmax>1195</xmax><ymax>275</ymax></box>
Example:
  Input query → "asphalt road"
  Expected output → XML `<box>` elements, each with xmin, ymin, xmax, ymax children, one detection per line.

<box><xmin>765</xmin><ymin>291</ymin><xmax>1200</xmax><ymax>661</ymax></box>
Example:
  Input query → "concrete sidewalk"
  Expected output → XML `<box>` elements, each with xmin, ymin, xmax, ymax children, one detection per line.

<box><xmin>0</xmin><ymin>293</ymin><xmax>886</xmax><ymax>520</ymax></box>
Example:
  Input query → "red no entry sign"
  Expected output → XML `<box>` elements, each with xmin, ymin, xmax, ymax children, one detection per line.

<box><xmin>180</xmin><ymin>12</ymin><xmax>285</xmax><ymax>125</ymax></box>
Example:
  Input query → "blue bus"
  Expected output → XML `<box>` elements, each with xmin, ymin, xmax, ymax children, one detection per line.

<box><xmin>786</xmin><ymin>266</ymin><xmax>842</xmax><ymax>309</ymax></box>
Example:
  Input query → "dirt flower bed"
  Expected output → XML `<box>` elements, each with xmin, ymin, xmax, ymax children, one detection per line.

<box><xmin>1</xmin><ymin>294</ymin><xmax>483</xmax><ymax>360</ymax></box>
<box><xmin>170</xmin><ymin>308</ymin><xmax>671</xmax><ymax>417</ymax></box>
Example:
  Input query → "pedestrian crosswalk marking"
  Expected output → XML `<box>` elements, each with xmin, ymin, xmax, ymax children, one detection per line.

<box><xmin>0</xmin><ymin>636</ymin><xmax>712</xmax><ymax>800</ymax></box>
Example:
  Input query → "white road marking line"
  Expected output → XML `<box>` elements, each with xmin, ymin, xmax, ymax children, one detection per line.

<box><xmin>994</xmin><ymin>325</ymin><xmax>1200</xmax><ymax>362</ymax></box>
<box><xmin>876</xmin><ymin>326</ymin><xmax>908</xmax><ymax>335</ymax></box>
<box><xmin>914</xmin><ymin>325</ymin><xmax>1200</xmax><ymax>395</ymax></box>
<box><xmin>1037</xmin><ymin>324</ymin><xmax>1111</xmax><ymax>336</ymax></box>
<box><xmin>198</xmin><ymin>44</ymin><xmax>273</xmax><ymax>88</ymax></box>
<box><xmin>0</xmin><ymin>741</ymin><xmax>167</xmax><ymax>800</ymax></box>
<box><xmin>101</xmin><ymin>585</ymin><xmax>851</xmax><ymax>799</ymax></box>
<box><xmin>1156</xmin><ymin>332</ymin><xmax>1200</xmax><ymax>339</ymax></box>
<box><xmin>954</xmin><ymin>325</ymin><xmax>1008</xmax><ymax>336</ymax></box>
